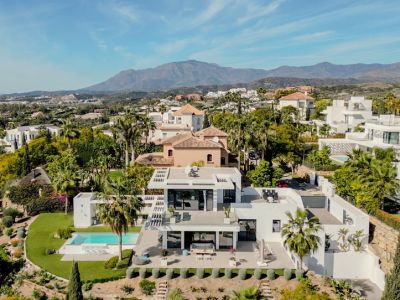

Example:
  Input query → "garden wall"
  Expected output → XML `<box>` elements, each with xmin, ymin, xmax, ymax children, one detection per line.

<box><xmin>369</xmin><ymin>215</ymin><xmax>399</xmax><ymax>274</ymax></box>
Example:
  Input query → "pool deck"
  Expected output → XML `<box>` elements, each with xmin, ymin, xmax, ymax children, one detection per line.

<box><xmin>61</xmin><ymin>254</ymin><xmax>115</xmax><ymax>261</ymax></box>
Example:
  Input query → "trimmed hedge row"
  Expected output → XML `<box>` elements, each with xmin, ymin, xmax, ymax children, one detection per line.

<box><xmin>126</xmin><ymin>267</ymin><xmax>294</xmax><ymax>280</ymax></box>
<box><xmin>375</xmin><ymin>209</ymin><xmax>400</xmax><ymax>231</ymax></box>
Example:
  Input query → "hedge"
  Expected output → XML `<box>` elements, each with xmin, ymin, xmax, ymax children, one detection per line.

<box><xmin>375</xmin><ymin>209</ymin><xmax>400</xmax><ymax>231</ymax></box>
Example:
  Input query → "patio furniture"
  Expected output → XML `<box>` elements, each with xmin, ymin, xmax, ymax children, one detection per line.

<box><xmin>182</xmin><ymin>249</ymin><xmax>189</xmax><ymax>256</ymax></box>
<box><xmin>160</xmin><ymin>257</ymin><xmax>168</xmax><ymax>267</ymax></box>
<box><xmin>229</xmin><ymin>257</ymin><xmax>238</xmax><ymax>267</ymax></box>
<box><xmin>190</xmin><ymin>243</ymin><xmax>215</xmax><ymax>254</ymax></box>
<box><xmin>132</xmin><ymin>255</ymin><xmax>150</xmax><ymax>265</ymax></box>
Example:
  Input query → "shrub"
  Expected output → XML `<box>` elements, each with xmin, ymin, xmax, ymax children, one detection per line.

<box><xmin>116</xmin><ymin>249</ymin><xmax>133</xmax><ymax>269</ymax></box>
<box><xmin>295</xmin><ymin>270</ymin><xmax>304</xmax><ymax>280</ymax></box>
<box><xmin>32</xmin><ymin>289</ymin><xmax>46</xmax><ymax>300</ymax></box>
<box><xmin>3</xmin><ymin>208</ymin><xmax>23</xmax><ymax>222</ymax></box>
<box><xmin>104</xmin><ymin>256</ymin><xmax>119</xmax><ymax>269</ymax></box>
<box><xmin>17</xmin><ymin>228</ymin><xmax>26</xmax><ymax>239</ymax></box>
<box><xmin>45</xmin><ymin>248</ymin><xmax>55</xmax><ymax>255</ymax></box>
<box><xmin>238</xmin><ymin>269</ymin><xmax>247</xmax><ymax>280</ymax></box>
<box><xmin>2</xmin><ymin>216</ymin><xmax>13</xmax><ymax>228</ymax></box>
<box><xmin>139</xmin><ymin>268</ymin><xmax>146</xmax><ymax>278</ymax></box>
<box><xmin>212</xmin><ymin>268</ymin><xmax>219</xmax><ymax>278</ymax></box>
<box><xmin>82</xmin><ymin>281</ymin><xmax>93</xmax><ymax>291</ymax></box>
<box><xmin>166</xmin><ymin>268</ymin><xmax>174</xmax><ymax>279</ymax></box>
<box><xmin>56</xmin><ymin>227</ymin><xmax>73</xmax><ymax>239</ymax></box>
<box><xmin>283</xmin><ymin>269</ymin><xmax>292</xmax><ymax>280</ymax></box>
<box><xmin>168</xmin><ymin>288</ymin><xmax>186</xmax><ymax>300</ymax></box>
<box><xmin>139</xmin><ymin>279</ymin><xmax>156</xmax><ymax>295</ymax></box>
<box><xmin>152</xmin><ymin>268</ymin><xmax>160</xmax><ymax>278</ymax></box>
<box><xmin>116</xmin><ymin>259</ymin><xmax>129</xmax><ymax>269</ymax></box>
<box><xmin>284</xmin><ymin>269</ymin><xmax>292</xmax><ymax>280</ymax></box>
<box><xmin>254</xmin><ymin>268</ymin><xmax>262</xmax><ymax>280</ymax></box>
<box><xmin>13</xmin><ymin>248</ymin><xmax>23</xmax><ymax>258</ymax></box>
<box><xmin>121</xmin><ymin>284</ymin><xmax>134</xmax><ymax>294</ymax></box>
<box><xmin>10</xmin><ymin>239</ymin><xmax>19</xmax><ymax>247</ymax></box>
<box><xmin>267</xmin><ymin>269</ymin><xmax>275</xmax><ymax>280</ymax></box>
<box><xmin>196</xmin><ymin>268</ymin><xmax>204</xmax><ymax>279</ymax></box>
<box><xmin>225</xmin><ymin>268</ymin><xmax>232</xmax><ymax>279</ymax></box>
<box><xmin>4</xmin><ymin>228</ymin><xmax>13</xmax><ymax>236</ymax></box>
<box><xmin>161</xmin><ymin>249</ymin><xmax>168</xmax><ymax>257</ymax></box>
<box><xmin>375</xmin><ymin>209</ymin><xmax>400</xmax><ymax>231</ymax></box>
<box><xmin>180</xmin><ymin>268</ymin><xmax>188</xmax><ymax>278</ymax></box>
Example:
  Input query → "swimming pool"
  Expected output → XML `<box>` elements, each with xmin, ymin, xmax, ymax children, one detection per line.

<box><xmin>70</xmin><ymin>233</ymin><xmax>139</xmax><ymax>245</ymax></box>
<box><xmin>330</xmin><ymin>154</ymin><xmax>349</xmax><ymax>163</ymax></box>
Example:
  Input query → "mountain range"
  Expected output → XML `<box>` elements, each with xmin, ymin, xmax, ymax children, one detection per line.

<box><xmin>82</xmin><ymin>60</ymin><xmax>400</xmax><ymax>92</ymax></box>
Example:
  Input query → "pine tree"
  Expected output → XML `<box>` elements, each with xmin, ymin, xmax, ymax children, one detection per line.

<box><xmin>382</xmin><ymin>235</ymin><xmax>400</xmax><ymax>300</ymax></box>
<box><xmin>67</xmin><ymin>261</ymin><xmax>83</xmax><ymax>300</ymax></box>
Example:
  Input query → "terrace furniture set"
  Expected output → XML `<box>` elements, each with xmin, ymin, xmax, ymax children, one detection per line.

<box><xmin>262</xmin><ymin>190</ymin><xmax>279</xmax><ymax>203</ymax></box>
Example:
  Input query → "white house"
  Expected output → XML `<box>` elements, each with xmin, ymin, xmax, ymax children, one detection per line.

<box><xmin>319</xmin><ymin>96</ymin><xmax>373</xmax><ymax>133</ymax></box>
<box><xmin>279</xmin><ymin>92</ymin><xmax>314</xmax><ymax>120</ymax></box>
<box><xmin>3</xmin><ymin>124</ymin><xmax>60</xmax><ymax>152</ymax></box>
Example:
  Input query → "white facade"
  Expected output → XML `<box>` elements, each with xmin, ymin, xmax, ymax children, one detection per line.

<box><xmin>321</xmin><ymin>96</ymin><xmax>373</xmax><ymax>133</ymax></box>
<box><xmin>3</xmin><ymin>124</ymin><xmax>60</xmax><ymax>152</ymax></box>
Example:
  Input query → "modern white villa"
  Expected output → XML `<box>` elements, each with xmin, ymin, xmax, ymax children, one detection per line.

<box><xmin>2</xmin><ymin>124</ymin><xmax>60</xmax><ymax>152</ymax></box>
<box><xmin>69</xmin><ymin>166</ymin><xmax>385</xmax><ymax>289</ymax></box>
<box><xmin>316</xmin><ymin>96</ymin><xmax>373</xmax><ymax>133</ymax></box>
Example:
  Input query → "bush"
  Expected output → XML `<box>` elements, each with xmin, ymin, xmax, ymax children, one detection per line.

<box><xmin>238</xmin><ymin>269</ymin><xmax>247</xmax><ymax>280</ymax></box>
<box><xmin>56</xmin><ymin>227</ymin><xmax>73</xmax><ymax>239</ymax></box>
<box><xmin>180</xmin><ymin>268</ymin><xmax>188</xmax><ymax>278</ymax></box>
<box><xmin>116</xmin><ymin>249</ymin><xmax>133</xmax><ymax>269</ymax></box>
<box><xmin>267</xmin><ymin>269</ymin><xmax>275</xmax><ymax>280</ymax></box>
<box><xmin>161</xmin><ymin>249</ymin><xmax>168</xmax><ymax>257</ymax></box>
<box><xmin>17</xmin><ymin>228</ymin><xmax>26</xmax><ymax>239</ymax></box>
<box><xmin>375</xmin><ymin>209</ymin><xmax>400</xmax><ymax>231</ymax></box>
<box><xmin>13</xmin><ymin>248</ymin><xmax>23</xmax><ymax>258</ymax></box>
<box><xmin>10</xmin><ymin>239</ymin><xmax>19</xmax><ymax>247</ymax></box>
<box><xmin>168</xmin><ymin>288</ymin><xmax>186</xmax><ymax>300</ymax></box>
<box><xmin>196</xmin><ymin>268</ymin><xmax>204</xmax><ymax>279</ymax></box>
<box><xmin>2</xmin><ymin>216</ymin><xmax>13</xmax><ymax>228</ymax></box>
<box><xmin>166</xmin><ymin>268</ymin><xmax>174</xmax><ymax>279</ymax></box>
<box><xmin>254</xmin><ymin>268</ymin><xmax>262</xmax><ymax>280</ymax></box>
<box><xmin>3</xmin><ymin>208</ymin><xmax>23</xmax><ymax>222</ymax></box>
<box><xmin>27</xmin><ymin>196</ymin><xmax>64</xmax><ymax>215</ymax></box>
<box><xmin>82</xmin><ymin>281</ymin><xmax>93</xmax><ymax>291</ymax></box>
<box><xmin>104</xmin><ymin>256</ymin><xmax>119</xmax><ymax>269</ymax></box>
<box><xmin>284</xmin><ymin>269</ymin><xmax>292</xmax><ymax>280</ymax></box>
<box><xmin>212</xmin><ymin>268</ymin><xmax>219</xmax><ymax>278</ymax></box>
<box><xmin>139</xmin><ymin>279</ymin><xmax>156</xmax><ymax>295</ymax></box>
<box><xmin>4</xmin><ymin>228</ymin><xmax>13</xmax><ymax>236</ymax></box>
<box><xmin>295</xmin><ymin>270</ymin><xmax>304</xmax><ymax>280</ymax></box>
<box><xmin>121</xmin><ymin>284</ymin><xmax>134</xmax><ymax>294</ymax></box>
<box><xmin>225</xmin><ymin>268</ymin><xmax>232</xmax><ymax>279</ymax></box>
<box><xmin>139</xmin><ymin>268</ymin><xmax>146</xmax><ymax>278</ymax></box>
<box><xmin>152</xmin><ymin>268</ymin><xmax>160</xmax><ymax>278</ymax></box>
<box><xmin>45</xmin><ymin>248</ymin><xmax>55</xmax><ymax>255</ymax></box>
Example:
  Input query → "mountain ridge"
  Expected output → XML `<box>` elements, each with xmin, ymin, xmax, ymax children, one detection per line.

<box><xmin>82</xmin><ymin>60</ymin><xmax>400</xmax><ymax>92</ymax></box>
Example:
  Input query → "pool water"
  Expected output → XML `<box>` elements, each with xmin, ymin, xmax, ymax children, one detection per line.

<box><xmin>70</xmin><ymin>233</ymin><xmax>139</xmax><ymax>245</ymax></box>
<box><xmin>330</xmin><ymin>155</ymin><xmax>349</xmax><ymax>163</ymax></box>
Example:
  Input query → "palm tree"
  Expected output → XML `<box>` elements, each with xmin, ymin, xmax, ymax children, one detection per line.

<box><xmin>141</xmin><ymin>115</ymin><xmax>156</xmax><ymax>144</ymax></box>
<box><xmin>61</xmin><ymin>119</ymin><xmax>79</xmax><ymax>148</ymax></box>
<box><xmin>232</xmin><ymin>287</ymin><xmax>261</xmax><ymax>300</ymax></box>
<box><xmin>98</xmin><ymin>176</ymin><xmax>143</xmax><ymax>260</ymax></box>
<box><xmin>159</xmin><ymin>104</ymin><xmax>167</xmax><ymax>121</ymax></box>
<box><xmin>112</xmin><ymin>116</ymin><xmax>134</xmax><ymax>168</ymax></box>
<box><xmin>281</xmin><ymin>208</ymin><xmax>321</xmax><ymax>271</ymax></box>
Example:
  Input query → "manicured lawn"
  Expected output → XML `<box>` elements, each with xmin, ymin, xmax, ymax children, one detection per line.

<box><xmin>26</xmin><ymin>213</ymin><xmax>140</xmax><ymax>281</ymax></box>
<box><xmin>108</xmin><ymin>169</ymin><xmax>124</xmax><ymax>181</ymax></box>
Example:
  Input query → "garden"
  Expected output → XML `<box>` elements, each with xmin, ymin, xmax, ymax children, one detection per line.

<box><xmin>25</xmin><ymin>213</ymin><xmax>140</xmax><ymax>281</ymax></box>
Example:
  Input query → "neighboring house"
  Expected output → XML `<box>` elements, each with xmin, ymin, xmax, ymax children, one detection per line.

<box><xmin>137</xmin><ymin>126</ymin><xmax>231</xmax><ymax>167</ymax></box>
<box><xmin>317</xmin><ymin>96</ymin><xmax>373</xmax><ymax>133</ymax></box>
<box><xmin>279</xmin><ymin>92</ymin><xmax>315</xmax><ymax>120</ymax></box>
<box><xmin>3</xmin><ymin>124</ymin><xmax>60</xmax><ymax>152</ymax></box>
<box><xmin>74</xmin><ymin>112</ymin><xmax>103</xmax><ymax>120</ymax></box>
<box><xmin>149</xmin><ymin>104</ymin><xmax>204</xmax><ymax>143</ymax></box>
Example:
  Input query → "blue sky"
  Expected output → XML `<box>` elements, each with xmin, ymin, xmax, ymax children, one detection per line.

<box><xmin>1</xmin><ymin>0</ymin><xmax>400</xmax><ymax>93</ymax></box>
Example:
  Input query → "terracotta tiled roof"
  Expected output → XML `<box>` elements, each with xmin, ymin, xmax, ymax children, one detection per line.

<box><xmin>173</xmin><ymin>104</ymin><xmax>204</xmax><ymax>116</ymax></box>
<box><xmin>135</xmin><ymin>153</ymin><xmax>174</xmax><ymax>166</ymax></box>
<box><xmin>279</xmin><ymin>92</ymin><xmax>314</xmax><ymax>101</ymax></box>
<box><xmin>161</xmin><ymin>132</ymin><xmax>193</xmax><ymax>145</ymax></box>
<box><xmin>195</xmin><ymin>126</ymin><xmax>228</xmax><ymax>137</ymax></box>
<box><xmin>159</xmin><ymin>123</ymin><xmax>191</xmax><ymax>130</ymax></box>
<box><xmin>173</xmin><ymin>136</ymin><xmax>223</xmax><ymax>149</ymax></box>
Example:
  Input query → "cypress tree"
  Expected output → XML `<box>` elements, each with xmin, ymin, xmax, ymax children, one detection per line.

<box><xmin>22</xmin><ymin>144</ymin><xmax>30</xmax><ymax>176</ymax></box>
<box><xmin>382</xmin><ymin>234</ymin><xmax>400</xmax><ymax>300</ymax></box>
<box><xmin>67</xmin><ymin>261</ymin><xmax>83</xmax><ymax>300</ymax></box>
<box><xmin>203</xmin><ymin>113</ymin><xmax>210</xmax><ymax>128</ymax></box>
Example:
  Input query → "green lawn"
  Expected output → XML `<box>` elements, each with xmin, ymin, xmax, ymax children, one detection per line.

<box><xmin>26</xmin><ymin>213</ymin><xmax>140</xmax><ymax>281</ymax></box>
<box><xmin>108</xmin><ymin>169</ymin><xmax>124</xmax><ymax>181</ymax></box>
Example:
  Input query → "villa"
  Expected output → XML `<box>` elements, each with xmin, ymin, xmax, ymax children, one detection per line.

<box><xmin>315</xmin><ymin>96</ymin><xmax>373</xmax><ymax>134</ymax></box>
<box><xmin>3</xmin><ymin>124</ymin><xmax>60</xmax><ymax>152</ymax></box>
<box><xmin>279</xmin><ymin>92</ymin><xmax>315</xmax><ymax>120</ymax></box>
<box><xmin>136</xmin><ymin>126</ymin><xmax>232</xmax><ymax>167</ymax></box>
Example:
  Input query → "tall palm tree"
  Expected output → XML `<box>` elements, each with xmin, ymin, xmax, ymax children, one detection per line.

<box><xmin>141</xmin><ymin>115</ymin><xmax>156</xmax><ymax>144</ymax></box>
<box><xmin>112</xmin><ymin>116</ymin><xmax>134</xmax><ymax>168</ymax></box>
<box><xmin>98</xmin><ymin>176</ymin><xmax>143</xmax><ymax>260</ymax></box>
<box><xmin>281</xmin><ymin>208</ymin><xmax>321</xmax><ymax>271</ymax></box>
<box><xmin>61</xmin><ymin>119</ymin><xmax>79</xmax><ymax>148</ymax></box>
<box><xmin>159</xmin><ymin>104</ymin><xmax>167</xmax><ymax>121</ymax></box>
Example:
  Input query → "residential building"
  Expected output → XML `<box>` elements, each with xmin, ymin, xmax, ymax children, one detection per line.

<box><xmin>136</xmin><ymin>126</ymin><xmax>231</xmax><ymax>167</ymax></box>
<box><xmin>3</xmin><ymin>124</ymin><xmax>60</xmax><ymax>152</ymax></box>
<box><xmin>279</xmin><ymin>92</ymin><xmax>314</xmax><ymax>120</ymax></box>
<box><xmin>318</xmin><ymin>96</ymin><xmax>373</xmax><ymax>133</ymax></box>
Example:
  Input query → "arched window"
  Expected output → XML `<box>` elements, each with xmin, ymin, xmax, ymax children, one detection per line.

<box><xmin>207</xmin><ymin>154</ymin><xmax>213</xmax><ymax>162</ymax></box>
<box><xmin>168</xmin><ymin>149</ymin><xmax>173</xmax><ymax>157</ymax></box>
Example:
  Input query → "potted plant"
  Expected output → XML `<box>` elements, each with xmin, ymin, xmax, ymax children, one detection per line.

<box><xmin>223</xmin><ymin>207</ymin><xmax>231</xmax><ymax>224</ymax></box>
<box><xmin>160</xmin><ymin>249</ymin><xmax>168</xmax><ymax>267</ymax></box>
<box><xmin>168</xmin><ymin>207</ymin><xmax>176</xmax><ymax>224</ymax></box>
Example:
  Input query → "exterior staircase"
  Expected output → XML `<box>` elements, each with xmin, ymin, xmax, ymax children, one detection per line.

<box><xmin>259</xmin><ymin>280</ymin><xmax>274</xmax><ymax>299</ymax></box>
<box><xmin>155</xmin><ymin>281</ymin><xmax>168</xmax><ymax>300</ymax></box>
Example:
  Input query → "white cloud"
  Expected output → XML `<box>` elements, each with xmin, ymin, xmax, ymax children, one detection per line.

<box><xmin>292</xmin><ymin>31</ymin><xmax>334</xmax><ymax>42</ymax></box>
<box><xmin>237</xmin><ymin>0</ymin><xmax>285</xmax><ymax>25</ymax></box>
<box><xmin>190</xmin><ymin>0</ymin><xmax>230</xmax><ymax>27</ymax></box>
<box><xmin>98</xmin><ymin>0</ymin><xmax>139</xmax><ymax>23</ymax></box>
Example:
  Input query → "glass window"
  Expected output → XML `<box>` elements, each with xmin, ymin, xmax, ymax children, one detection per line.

<box><xmin>219</xmin><ymin>232</ymin><xmax>233</xmax><ymax>249</ymax></box>
<box><xmin>272</xmin><ymin>220</ymin><xmax>281</xmax><ymax>232</ymax></box>
<box><xmin>167</xmin><ymin>231</ymin><xmax>181</xmax><ymax>248</ymax></box>
<box><xmin>168</xmin><ymin>149</ymin><xmax>173</xmax><ymax>156</ymax></box>
<box><xmin>207</xmin><ymin>154</ymin><xmax>213</xmax><ymax>162</ymax></box>
<box><xmin>383</xmin><ymin>132</ymin><xmax>399</xmax><ymax>145</ymax></box>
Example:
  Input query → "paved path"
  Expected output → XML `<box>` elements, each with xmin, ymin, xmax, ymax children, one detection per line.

<box><xmin>350</xmin><ymin>279</ymin><xmax>382</xmax><ymax>300</ymax></box>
